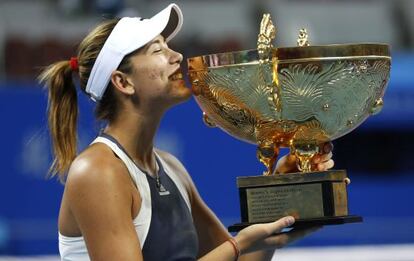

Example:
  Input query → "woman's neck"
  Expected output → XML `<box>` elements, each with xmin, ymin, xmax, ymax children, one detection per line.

<box><xmin>103</xmin><ymin>108</ymin><xmax>163</xmax><ymax>177</ymax></box>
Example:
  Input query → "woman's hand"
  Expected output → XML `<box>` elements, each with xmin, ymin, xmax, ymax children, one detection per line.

<box><xmin>235</xmin><ymin>216</ymin><xmax>320</xmax><ymax>255</ymax></box>
<box><xmin>275</xmin><ymin>142</ymin><xmax>335</xmax><ymax>174</ymax></box>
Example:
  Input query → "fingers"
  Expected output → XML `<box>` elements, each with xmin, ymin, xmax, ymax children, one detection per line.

<box><xmin>264</xmin><ymin>216</ymin><xmax>295</xmax><ymax>235</ymax></box>
<box><xmin>264</xmin><ymin>226</ymin><xmax>322</xmax><ymax>249</ymax></box>
<box><xmin>237</xmin><ymin>218</ymin><xmax>320</xmax><ymax>254</ymax></box>
<box><xmin>235</xmin><ymin>216</ymin><xmax>296</xmax><ymax>254</ymax></box>
<box><xmin>320</xmin><ymin>142</ymin><xmax>334</xmax><ymax>154</ymax></box>
<box><xmin>275</xmin><ymin>154</ymin><xmax>298</xmax><ymax>174</ymax></box>
<box><xmin>312</xmin><ymin>142</ymin><xmax>334</xmax><ymax>171</ymax></box>
<box><xmin>315</xmin><ymin>159</ymin><xmax>335</xmax><ymax>171</ymax></box>
<box><xmin>313</xmin><ymin>151</ymin><xmax>332</xmax><ymax>163</ymax></box>
<box><xmin>284</xmin><ymin>226</ymin><xmax>322</xmax><ymax>244</ymax></box>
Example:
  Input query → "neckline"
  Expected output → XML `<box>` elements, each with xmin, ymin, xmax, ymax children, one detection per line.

<box><xmin>99</xmin><ymin>132</ymin><xmax>163</xmax><ymax>180</ymax></box>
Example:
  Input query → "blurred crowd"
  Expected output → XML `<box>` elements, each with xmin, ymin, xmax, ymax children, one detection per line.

<box><xmin>0</xmin><ymin>0</ymin><xmax>413</xmax><ymax>81</ymax></box>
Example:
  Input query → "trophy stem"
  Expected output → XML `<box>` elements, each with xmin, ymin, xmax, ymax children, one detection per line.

<box><xmin>291</xmin><ymin>143</ymin><xmax>319</xmax><ymax>172</ymax></box>
<box><xmin>257</xmin><ymin>144</ymin><xmax>279</xmax><ymax>175</ymax></box>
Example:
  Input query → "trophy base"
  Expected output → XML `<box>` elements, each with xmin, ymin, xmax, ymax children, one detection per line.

<box><xmin>228</xmin><ymin>215</ymin><xmax>363</xmax><ymax>232</ymax></box>
<box><xmin>231</xmin><ymin>170</ymin><xmax>362</xmax><ymax>233</ymax></box>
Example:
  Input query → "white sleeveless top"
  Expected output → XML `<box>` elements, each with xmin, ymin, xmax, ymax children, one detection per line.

<box><xmin>58</xmin><ymin>136</ymin><xmax>192</xmax><ymax>261</ymax></box>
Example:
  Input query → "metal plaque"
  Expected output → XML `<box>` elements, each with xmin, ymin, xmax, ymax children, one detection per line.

<box><xmin>246</xmin><ymin>183</ymin><xmax>324</xmax><ymax>222</ymax></box>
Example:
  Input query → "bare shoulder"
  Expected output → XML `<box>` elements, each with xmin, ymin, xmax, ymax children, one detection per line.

<box><xmin>63</xmin><ymin>144</ymin><xmax>142</xmax><ymax>259</ymax></box>
<box><xmin>65</xmin><ymin>143</ymin><xmax>133</xmax><ymax>207</ymax></box>
<box><xmin>67</xmin><ymin>143</ymin><xmax>128</xmax><ymax>186</ymax></box>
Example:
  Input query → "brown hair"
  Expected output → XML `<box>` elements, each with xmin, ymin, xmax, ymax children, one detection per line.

<box><xmin>39</xmin><ymin>18</ymin><xmax>135</xmax><ymax>182</ymax></box>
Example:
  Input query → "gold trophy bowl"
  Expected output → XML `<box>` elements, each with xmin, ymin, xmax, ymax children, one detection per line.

<box><xmin>187</xmin><ymin>14</ymin><xmax>390</xmax><ymax>231</ymax></box>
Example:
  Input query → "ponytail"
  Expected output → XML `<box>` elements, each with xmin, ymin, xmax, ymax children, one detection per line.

<box><xmin>39</xmin><ymin>61</ymin><xmax>78</xmax><ymax>182</ymax></box>
<box><xmin>38</xmin><ymin>18</ymin><xmax>126</xmax><ymax>182</ymax></box>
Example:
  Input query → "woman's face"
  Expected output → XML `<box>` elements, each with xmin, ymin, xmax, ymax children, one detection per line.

<box><xmin>126</xmin><ymin>35</ymin><xmax>191</xmax><ymax>107</ymax></box>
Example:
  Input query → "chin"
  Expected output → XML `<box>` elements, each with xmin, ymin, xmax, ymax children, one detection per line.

<box><xmin>169</xmin><ymin>80</ymin><xmax>192</xmax><ymax>101</ymax></box>
<box><xmin>174</xmin><ymin>89</ymin><xmax>192</xmax><ymax>103</ymax></box>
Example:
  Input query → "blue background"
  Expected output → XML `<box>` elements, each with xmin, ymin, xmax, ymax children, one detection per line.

<box><xmin>0</xmin><ymin>54</ymin><xmax>413</xmax><ymax>255</ymax></box>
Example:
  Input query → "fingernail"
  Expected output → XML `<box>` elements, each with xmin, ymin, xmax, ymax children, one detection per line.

<box><xmin>324</xmin><ymin>142</ymin><xmax>333</xmax><ymax>153</ymax></box>
<box><xmin>286</xmin><ymin>216</ymin><xmax>295</xmax><ymax>226</ymax></box>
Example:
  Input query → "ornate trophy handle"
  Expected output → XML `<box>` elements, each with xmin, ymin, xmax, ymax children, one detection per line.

<box><xmin>258</xmin><ymin>14</ymin><xmax>276</xmax><ymax>62</ymax></box>
<box><xmin>290</xmin><ymin>143</ymin><xmax>319</xmax><ymax>172</ymax></box>
<box><xmin>256</xmin><ymin>14</ymin><xmax>280</xmax><ymax>175</ymax></box>
<box><xmin>257</xmin><ymin>14</ymin><xmax>281</xmax><ymax>113</ymax></box>
<box><xmin>297</xmin><ymin>28</ymin><xmax>310</xmax><ymax>47</ymax></box>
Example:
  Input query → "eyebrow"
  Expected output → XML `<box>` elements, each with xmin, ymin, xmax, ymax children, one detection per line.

<box><xmin>150</xmin><ymin>39</ymin><xmax>162</xmax><ymax>45</ymax></box>
<box><xmin>149</xmin><ymin>36</ymin><xmax>166</xmax><ymax>45</ymax></box>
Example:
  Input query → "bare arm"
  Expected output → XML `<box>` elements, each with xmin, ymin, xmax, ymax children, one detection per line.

<box><xmin>64</xmin><ymin>152</ymin><xmax>143</xmax><ymax>261</ymax></box>
<box><xmin>157</xmin><ymin>150</ymin><xmax>317</xmax><ymax>261</ymax></box>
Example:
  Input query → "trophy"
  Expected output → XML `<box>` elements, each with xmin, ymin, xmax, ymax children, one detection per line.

<box><xmin>187</xmin><ymin>14</ymin><xmax>390</xmax><ymax>231</ymax></box>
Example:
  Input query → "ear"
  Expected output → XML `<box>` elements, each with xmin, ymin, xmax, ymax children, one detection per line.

<box><xmin>110</xmin><ymin>70</ymin><xmax>135</xmax><ymax>96</ymax></box>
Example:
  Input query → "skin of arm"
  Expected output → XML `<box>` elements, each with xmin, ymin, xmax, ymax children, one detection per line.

<box><xmin>61</xmin><ymin>145</ymin><xmax>327</xmax><ymax>261</ymax></box>
<box><xmin>156</xmin><ymin>149</ymin><xmax>280</xmax><ymax>261</ymax></box>
<box><xmin>64</xmin><ymin>145</ymin><xmax>144</xmax><ymax>261</ymax></box>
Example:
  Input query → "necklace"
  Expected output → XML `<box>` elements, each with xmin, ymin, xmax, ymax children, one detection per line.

<box><xmin>155</xmin><ymin>175</ymin><xmax>170</xmax><ymax>196</ymax></box>
<box><xmin>153</xmin><ymin>160</ymin><xmax>170</xmax><ymax>196</ymax></box>
<box><xmin>136</xmin><ymin>157</ymin><xmax>170</xmax><ymax>196</ymax></box>
<box><xmin>99</xmin><ymin>133</ymin><xmax>169</xmax><ymax>195</ymax></box>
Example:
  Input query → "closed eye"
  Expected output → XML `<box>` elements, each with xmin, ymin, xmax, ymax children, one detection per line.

<box><xmin>146</xmin><ymin>37</ymin><xmax>166</xmax><ymax>54</ymax></box>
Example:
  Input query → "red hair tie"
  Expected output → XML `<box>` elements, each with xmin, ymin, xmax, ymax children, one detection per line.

<box><xmin>69</xmin><ymin>57</ymin><xmax>79</xmax><ymax>72</ymax></box>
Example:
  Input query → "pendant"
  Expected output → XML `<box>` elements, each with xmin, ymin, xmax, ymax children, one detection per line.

<box><xmin>158</xmin><ymin>183</ymin><xmax>170</xmax><ymax>196</ymax></box>
<box><xmin>156</xmin><ymin>176</ymin><xmax>170</xmax><ymax>196</ymax></box>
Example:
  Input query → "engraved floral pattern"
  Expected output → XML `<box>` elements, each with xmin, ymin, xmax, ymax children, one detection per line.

<box><xmin>193</xmin><ymin>58</ymin><xmax>390</xmax><ymax>144</ymax></box>
<box><xmin>279</xmin><ymin>59</ymin><xmax>390</xmax><ymax>138</ymax></box>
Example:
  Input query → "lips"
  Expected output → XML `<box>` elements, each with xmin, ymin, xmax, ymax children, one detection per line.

<box><xmin>169</xmin><ymin>68</ymin><xmax>184</xmax><ymax>81</ymax></box>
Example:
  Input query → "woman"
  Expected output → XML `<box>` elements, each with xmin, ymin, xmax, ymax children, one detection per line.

<box><xmin>40</xmin><ymin>3</ymin><xmax>334</xmax><ymax>261</ymax></box>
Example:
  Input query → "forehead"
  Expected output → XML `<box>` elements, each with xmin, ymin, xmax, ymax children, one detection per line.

<box><xmin>124</xmin><ymin>35</ymin><xmax>165</xmax><ymax>62</ymax></box>
<box><xmin>145</xmin><ymin>35</ymin><xmax>166</xmax><ymax>48</ymax></box>
<box><xmin>124</xmin><ymin>35</ymin><xmax>166</xmax><ymax>62</ymax></box>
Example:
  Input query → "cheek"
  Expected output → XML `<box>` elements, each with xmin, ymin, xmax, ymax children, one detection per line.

<box><xmin>140</xmin><ymin>67</ymin><xmax>164</xmax><ymax>81</ymax></box>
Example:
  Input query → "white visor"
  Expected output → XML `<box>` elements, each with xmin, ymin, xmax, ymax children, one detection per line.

<box><xmin>85</xmin><ymin>3</ymin><xmax>183</xmax><ymax>101</ymax></box>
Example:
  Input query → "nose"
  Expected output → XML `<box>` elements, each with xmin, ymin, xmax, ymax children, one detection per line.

<box><xmin>169</xmin><ymin>48</ymin><xmax>183</xmax><ymax>64</ymax></box>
